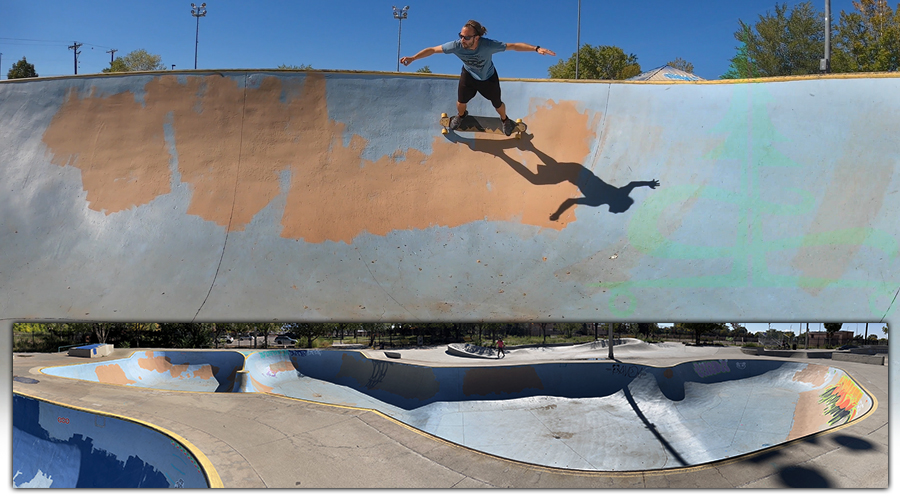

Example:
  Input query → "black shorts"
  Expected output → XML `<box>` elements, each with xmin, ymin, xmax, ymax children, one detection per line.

<box><xmin>458</xmin><ymin>68</ymin><xmax>503</xmax><ymax>109</ymax></box>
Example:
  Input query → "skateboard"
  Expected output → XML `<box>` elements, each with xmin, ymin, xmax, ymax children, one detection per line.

<box><xmin>440</xmin><ymin>113</ymin><xmax>527</xmax><ymax>139</ymax></box>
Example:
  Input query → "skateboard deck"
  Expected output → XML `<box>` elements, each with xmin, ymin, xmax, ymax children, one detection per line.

<box><xmin>440</xmin><ymin>113</ymin><xmax>527</xmax><ymax>138</ymax></box>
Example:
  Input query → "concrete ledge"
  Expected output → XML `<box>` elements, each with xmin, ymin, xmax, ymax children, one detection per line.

<box><xmin>384</xmin><ymin>352</ymin><xmax>401</xmax><ymax>359</ymax></box>
<box><xmin>760</xmin><ymin>349</ymin><xmax>800</xmax><ymax>357</ymax></box>
<box><xmin>331</xmin><ymin>343</ymin><xmax>366</xmax><ymax>349</ymax></box>
<box><xmin>740</xmin><ymin>347</ymin><xmax>763</xmax><ymax>355</ymax></box>
<box><xmin>833</xmin><ymin>352</ymin><xmax>885</xmax><ymax>365</ymax></box>
<box><xmin>68</xmin><ymin>344</ymin><xmax>114</xmax><ymax>358</ymax></box>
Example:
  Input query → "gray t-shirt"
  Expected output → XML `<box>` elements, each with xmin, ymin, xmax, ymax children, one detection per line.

<box><xmin>442</xmin><ymin>38</ymin><xmax>507</xmax><ymax>80</ymax></box>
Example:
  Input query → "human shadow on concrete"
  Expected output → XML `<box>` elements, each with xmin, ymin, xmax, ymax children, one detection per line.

<box><xmin>621</xmin><ymin>385</ymin><xmax>688</xmax><ymax>467</ymax></box>
<box><xmin>745</xmin><ymin>431</ymin><xmax>880</xmax><ymax>487</ymax></box>
<box><xmin>778</xmin><ymin>466</ymin><xmax>833</xmax><ymax>488</ymax></box>
<box><xmin>453</xmin><ymin>133</ymin><xmax>659</xmax><ymax>220</ymax></box>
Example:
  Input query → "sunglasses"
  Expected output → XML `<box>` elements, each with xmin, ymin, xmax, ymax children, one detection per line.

<box><xmin>459</xmin><ymin>33</ymin><xmax>478</xmax><ymax>41</ymax></box>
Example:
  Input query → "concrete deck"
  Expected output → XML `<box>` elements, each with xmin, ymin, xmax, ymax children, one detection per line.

<box><xmin>12</xmin><ymin>342</ymin><xmax>888</xmax><ymax>488</ymax></box>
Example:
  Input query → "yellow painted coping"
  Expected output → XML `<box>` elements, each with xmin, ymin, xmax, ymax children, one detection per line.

<box><xmin>13</xmin><ymin>390</ymin><xmax>223</xmax><ymax>488</ymax></box>
<box><xmin>1</xmin><ymin>67</ymin><xmax>898</xmax><ymax>85</ymax></box>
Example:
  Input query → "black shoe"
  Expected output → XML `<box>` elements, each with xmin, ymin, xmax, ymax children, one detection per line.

<box><xmin>449</xmin><ymin>112</ymin><xmax>468</xmax><ymax>130</ymax></box>
<box><xmin>502</xmin><ymin>117</ymin><xmax>516</xmax><ymax>136</ymax></box>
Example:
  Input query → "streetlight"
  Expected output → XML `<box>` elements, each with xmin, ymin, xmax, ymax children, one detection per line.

<box><xmin>576</xmin><ymin>0</ymin><xmax>581</xmax><ymax>79</ymax></box>
<box><xmin>821</xmin><ymin>0</ymin><xmax>831</xmax><ymax>73</ymax></box>
<box><xmin>191</xmin><ymin>3</ymin><xmax>207</xmax><ymax>70</ymax></box>
<box><xmin>393</xmin><ymin>6</ymin><xmax>409</xmax><ymax>72</ymax></box>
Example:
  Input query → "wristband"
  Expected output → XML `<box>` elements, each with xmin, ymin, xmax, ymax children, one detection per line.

<box><xmin>535</xmin><ymin>46</ymin><xmax>540</xmax><ymax>52</ymax></box>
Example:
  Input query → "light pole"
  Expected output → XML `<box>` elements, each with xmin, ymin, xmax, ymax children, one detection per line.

<box><xmin>393</xmin><ymin>6</ymin><xmax>409</xmax><ymax>72</ymax></box>
<box><xmin>191</xmin><ymin>3</ymin><xmax>207</xmax><ymax>70</ymax></box>
<box><xmin>821</xmin><ymin>0</ymin><xmax>831</xmax><ymax>73</ymax></box>
<box><xmin>575</xmin><ymin>0</ymin><xmax>581</xmax><ymax>79</ymax></box>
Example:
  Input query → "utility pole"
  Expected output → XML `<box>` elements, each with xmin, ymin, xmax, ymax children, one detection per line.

<box><xmin>392</xmin><ymin>6</ymin><xmax>409</xmax><ymax>72</ymax></box>
<box><xmin>191</xmin><ymin>3</ymin><xmax>208</xmax><ymax>70</ymax></box>
<box><xmin>0</xmin><ymin>53</ymin><xmax>3</xmax><ymax>79</ymax></box>
<box><xmin>68</xmin><ymin>42</ymin><xmax>83</xmax><ymax>75</ymax></box>
<box><xmin>106</xmin><ymin>48</ymin><xmax>117</xmax><ymax>64</ymax></box>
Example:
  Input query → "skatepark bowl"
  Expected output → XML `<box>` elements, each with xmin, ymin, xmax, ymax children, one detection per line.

<box><xmin>12</xmin><ymin>392</ymin><xmax>218</xmax><ymax>488</ymax></box>
<box><xmin>25</xmin><ymin>348</ymin><xmax>875</xmax><ymax>480</ymax></box>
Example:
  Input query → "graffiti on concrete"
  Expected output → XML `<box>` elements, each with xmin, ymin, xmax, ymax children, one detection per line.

<box><xmin>692</xmin><ymin>360</ymin><xmax>730</xmax><ymax>378</ymax></box>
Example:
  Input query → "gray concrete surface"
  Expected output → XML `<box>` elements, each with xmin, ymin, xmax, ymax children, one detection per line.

<box><xmin>11</xmin><ymin>342</ymin><xmax>889</xmax><ymax>488</ymax></box>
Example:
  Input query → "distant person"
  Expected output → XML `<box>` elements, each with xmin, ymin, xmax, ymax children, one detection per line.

<box><xmin>400</xmin><ymin>20</ymin><xmax>555</xmax><ymax>136</ymax></box>
<box><xmin>497</xmin><ymin>338</ymin><xmax>505</xmax><ymax>358</ymax></box>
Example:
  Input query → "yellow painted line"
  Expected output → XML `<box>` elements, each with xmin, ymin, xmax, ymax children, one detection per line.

<box><xmin>3</xmin><ymin>68</ymin><xmax>898</xmax><ymax>85</ymax></box>
<box><xmin>12</xmin><ymin>390</ymin><xmax>223</xmax><ymax>488</ymax></box>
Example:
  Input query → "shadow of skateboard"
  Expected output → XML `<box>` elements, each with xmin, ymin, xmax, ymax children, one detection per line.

<box><xmin>440</xmin><ymin>113</ymin><xmax>527</xmax><ymax>139</ymax></box>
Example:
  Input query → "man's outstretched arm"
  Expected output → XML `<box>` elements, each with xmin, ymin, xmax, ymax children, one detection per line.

<box><xmin>622</xmin><ymin>179</ymin><xmax>661</xmax><ymax>194</ymax></box>
<box><xmin>400</xmin><ymin>46</ymin><xmax>443</xmax><ymax>66</ymax></box>
<box><xmin>505</xmin><ymin>43</ymin><xmax>556</xmax><ymax>56</ymax></box>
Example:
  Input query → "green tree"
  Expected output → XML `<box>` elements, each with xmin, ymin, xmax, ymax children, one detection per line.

<box><xmin>667</xmin><ymin>57</ymin><xmax>695</xmax><ymax>73</ymax></box>
<box><xmin>834</xmin><ymin>0</ymin><xmax>900</xmax><ymax>72</ymax></box>
<box><xmin>285</xmin><ymin>323</ymin><xmax>334</xmax><ymax>348</ymax></box>
<box><xmin>102</xmin><ymin>49</ymin><xmax>165</xmax><ymax>73</ymax></box>
<box><xmin>730</xmin><ymin>2</ymin><xmax>825</xmax><ymax>77</ymax></box>
<box><xmin>824</xmin><ymin>322</ymin><xmax>843</xmax><ymax>347</ymax></box>
<box><xmin>548</xmin><ymin>44</ymin><xmax>641</xmax><ymax>80</ymax></box>
<box><xmin>556</xmin><ymin>322</ymin><xmax>580</xmax><ymax>339</ymax></box>
<box><xmin>415</xmin><ymin>66</ymin><xmax>432</xmax><ymax>73</ymax></box>
<box><xmin>721</xmin><ymin>43</ymin><xmax>762</xmax><ymax>79</ymax></box>
<box><xmin>8</xmin><ymin>57</ymin><xmax>38</xmax><ymax>79</ymax></box>
<box><xmin>676</xmin><ymin>323</ymin><xmax>727</xmax><ymax>345</ymax></box>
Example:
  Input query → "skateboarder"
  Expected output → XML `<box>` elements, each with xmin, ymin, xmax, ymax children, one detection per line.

<box><xmin>497</xmin><ymin>338</ymin><xmax>505</xmax><ymax>358</ymax></box>
<box><xmin>400</xmin><ymin>20</ymin><xmax>555</xmax><ymax>136</ymax></box>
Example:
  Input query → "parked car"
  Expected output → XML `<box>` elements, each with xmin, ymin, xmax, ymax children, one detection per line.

<box><xmin>274</xmin><ymin>336</ymin><xmax>295</xmax><ymax>347</ymax></box>
<box><xmin>238</xmin><ymin>334</ymin><xmax>254</xmax><ymax>342</ymax></box>
<box><xmin>837</xmin><ymin>344</ymin><xmax>859</xmax><ymax>350</ymax></box>
<box><xmin>216</xmin><ymin>335</ymin><xmax>234</xmax><ymax>344</ymax></box>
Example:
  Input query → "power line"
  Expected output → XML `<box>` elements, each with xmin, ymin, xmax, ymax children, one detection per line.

<box><xmin>0</xmin><ymin>37</ymin><xmax>116</xmax><ymax>50</ymax></box>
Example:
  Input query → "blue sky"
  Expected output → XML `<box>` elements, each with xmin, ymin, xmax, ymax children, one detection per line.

<box><xmin>658</xmin><ymin>323</ymin><xmax>889</xmax><ymax>338</ymax></box>
<box><xmin>3</xmin><ymin>1</ymin><xmax>862</xmax><ymax>80</ymax></box>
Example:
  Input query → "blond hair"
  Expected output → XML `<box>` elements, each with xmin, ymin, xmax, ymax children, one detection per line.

<box><xmin>464</xmin><ymin>20</ymin><xmax>487</xmax><ymax>36</ymax></box>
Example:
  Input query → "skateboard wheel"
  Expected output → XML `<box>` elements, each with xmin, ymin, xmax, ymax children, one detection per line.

<box><xmin>441</xmin><ymin>113</ymin><xmax>448</xmax><ymax>118</ymax></box>
<box><xmin>442</xmin><ymin>127</ymin><xmax>448</xmax><ymax>135</ymax></box>
<box><xmin>516</xmin><ymin>118</ymin><xmax>522</xmax><ymax>123</ymax></box>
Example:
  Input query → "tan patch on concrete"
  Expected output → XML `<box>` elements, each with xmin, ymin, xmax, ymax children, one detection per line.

<box><xmin>269</xmin><ymin>360</ymin><xmax>296</xmax><ymax>375</ymax></box>
<box><xmin>462</xmin><ymin>366</ymin><xmax>544</xmax><ymax>396</ymax></box>
<box><xmin>95</xmin><ymin>363</ymin><xmax>136</xmax><ymax>385</ymax></box>
<box><xmin>790</xmin><ymin>126</ymin><xmax>895</xmax><ymax>294</ymax></box>
<box><xmin>42</xmin><ymin>86</ymin><xmax>173</xmax><ymax>214</ymax></box>
<box><xmin>170</xmin><ymin>75</ymin><xmax>289</xmax><ymax>230</ymax></box>
<box><xmin>787</xmin><ymin>389</ymin><xmax>831</xmax><ymax>441</ymax></box>
<box><xmin>249</xmin><ymin>376</ymin><xmax>274</xmax><ymax>393</ymax></box>
<box><xmin>334</xmin><ymin>353</ymin><xmax>440</xmax><ymax>400</ymax></box>
<box><xmin>136</xmin><ymin>351</ymin><xmax>192</xmax><ymax>378</ymax></box>
<box><xmin>791</xmin><ymin>363</ymin><xmax>830</xmax><ymax>386</ymax></box>
<box><xmin>43</xmin><ymin>74</ymin><xmax>595</xmax><ymax>241</ymax></box>
<box><xmin>193</xmin><ymin>364</ymin><xmax>216</xmax><ymax>380</ymax></box>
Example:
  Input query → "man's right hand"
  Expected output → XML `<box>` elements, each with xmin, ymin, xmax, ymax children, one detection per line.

<box><xmin>400</xmin><ymin>57</ymin><xmax>414</xmax><ymax>66</ymax></box>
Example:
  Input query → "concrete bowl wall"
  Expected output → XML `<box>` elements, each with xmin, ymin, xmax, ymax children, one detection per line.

<box><xmin>42</xmin><ymin>350</ymin><xmax>246</xmax><ymax>392</ymax></box>
<box><xmin>13</xmin><ymin>393</ymin><xmax>215</xmax><ymax>488</ymax></box>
